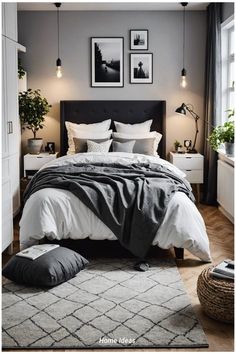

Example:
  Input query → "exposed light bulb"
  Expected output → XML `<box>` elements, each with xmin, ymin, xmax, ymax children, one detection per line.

<box><xmin>56</xmin><ymin>58</ymin><xmax>62</xmax><ymax>78</ymax></box>
<box><xmin>180</xmin><ymin>75</ymin><xmax>187</xmax><ymax>88</ymax></box>
<box><xmin>180</xmin><ymin>68</ymin><xmax>187</xmax><ymax>88</ymax></box>
<box><xmin>56</xmin><ymin>66</ymin><xmax>62</xmax><ymax>78</ymax></box>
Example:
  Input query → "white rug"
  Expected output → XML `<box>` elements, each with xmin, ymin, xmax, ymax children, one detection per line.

<box><xmin>2</xmin><ymin>257</ymin><xmax>208</xmax><ymax>349</ymax></box>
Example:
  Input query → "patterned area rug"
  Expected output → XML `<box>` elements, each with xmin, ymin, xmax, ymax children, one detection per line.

<box><xmin>2</xmin><ymin>257</ymin><xmax>208</xmax><ymax>349</ymax></box>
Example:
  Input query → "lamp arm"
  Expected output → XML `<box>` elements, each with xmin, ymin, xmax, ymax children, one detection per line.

<box><xmin>185</xmin><ymin>104</ymin><xmax>200</xmax><ymax>120</ymax></box>
<box><xmin>192</xmin><ymin>117</ymin><xmax>199</xmax><ymax>151</ymax></box>
<box><xmin>184</xmin><ymin>104</ymin><xmax>200</xmax><ymax>152</ymax></box>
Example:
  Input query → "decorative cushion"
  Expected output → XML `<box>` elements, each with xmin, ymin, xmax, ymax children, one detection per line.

<box><xmin>67</xmin><ymin>129</ymin><xmax>112</xmax><ymax>155</ymax></box>
<box><xmin>73</xmin><ymin>137</ymin><xmax>109</xmax><ymax>153</ymax></box>
<box><xmin>2</xmin><ymin>246</ymin><xmax>89</xmax><ymax>287</ymax></box>
<box><xmin>114</xmin><ymin>119</ymin><xmax>153</xmax><ymax>133</ymax></box>
<box><xmin>112</xmin><ymin>140</ymin><xmax>135</xmax><ymax>153</ymax></box>
<box><xmin>112</xmin><ymin>131</ymin><xmax>162</xmax><ymax>156</ymax></box>
<box><xmin>114</xmin><ymin>137</ymin><xmax>157</xmax><ymax>156</ymax></box>
<box><xmin>87</xmin><ymin>139</ymin><xmax>112</xmax><ymax>153</ymax></box>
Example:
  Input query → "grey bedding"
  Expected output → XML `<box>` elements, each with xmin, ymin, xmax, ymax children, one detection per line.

<box><xmin>24</xmin><ymin>162</ymin><xmax>194</xmax><ymax>258</ymax></box>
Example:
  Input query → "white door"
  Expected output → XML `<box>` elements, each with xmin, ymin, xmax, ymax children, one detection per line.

<box><xmin>2</xmin><ymin>36</ymin><xmax>9</xmax><ymax>159</ymax></box>
<box><xmin>5</xmin><ymin>37</ymin><xmax>19</xmax><ymax>157</ymax></box>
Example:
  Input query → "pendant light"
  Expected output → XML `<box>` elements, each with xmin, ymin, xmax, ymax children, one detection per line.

<box><xmin>180</xmin><ymin>2</ymin><xmax>188</xmax><ymax>88</ymax></box>
<box><xmin>55</xmin><ymin>3</ymin><xmax>62</xmax><ymax>78</ymax></box>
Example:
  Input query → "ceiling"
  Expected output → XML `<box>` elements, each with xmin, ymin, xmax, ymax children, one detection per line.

<box><xmin>17</xmin><ymin>2</ymin><xmax>209</xmax><ymax>12</ymax></box>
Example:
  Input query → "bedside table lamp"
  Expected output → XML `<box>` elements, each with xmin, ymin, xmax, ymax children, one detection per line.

<box><xmin>175</xmin><ymin>103</ymin><xmax>200</xmax><ymax>153</ymax></box>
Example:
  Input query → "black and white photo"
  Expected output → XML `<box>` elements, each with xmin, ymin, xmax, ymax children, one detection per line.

<box><xmin>91</xmin><ymin>37</ymin><xmax>124</xmax><ymax>87</ymax></box>
<box><xmin>130</xmin><ymin>53</ymin><xmax>153</xmax><ymax>84</ymax></box>
<box><xmin>130</xmin><ymin>30</ymin><xmax>148</xmax><ymax>50</ymax></box>
<box><xmin>45</xmin><ymin>142</ymin><xmax>55</xmax><ymax>154</ymax></box>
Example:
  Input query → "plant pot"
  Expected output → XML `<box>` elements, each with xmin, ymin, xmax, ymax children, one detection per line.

<box><xmin>28</xmin><ymin>138</ymin><xmax>43</xmax><ymax>154</ymax></box>
<box><xmin>225</xmin><ymin>142</ymin><xmax>234</xmax><ymax>157</ymax></box>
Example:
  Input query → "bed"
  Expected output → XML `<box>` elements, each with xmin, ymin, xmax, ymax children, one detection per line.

<box><xmin>19</xmin><ymin>100</ymin><xmax>211</xmax><ymax>262</ymax></box>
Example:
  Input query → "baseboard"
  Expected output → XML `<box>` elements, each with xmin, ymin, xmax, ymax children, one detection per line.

<box><xmin>218</xmin><ymin>206</ymin><xmax>234</xmax><ymax>224</ymax></box>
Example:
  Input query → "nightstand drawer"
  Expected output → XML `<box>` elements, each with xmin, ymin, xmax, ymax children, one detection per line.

<box><xmin>172</xmin><ymin>157</ymin><xmax>203</xmax><ymax>170</ymax></box>
<box><xmin>184</xmin><ymin>170</ymin><xmax>203</xmax><ymax>183</ymax></box>
<box><xmin>24</xmin><ymin>153</ymin><xmax>58</xmax><ymax>178</ymax></box>
<box><xmin>24</xmin><ymin>156</ymin><xmax>52</xmax><ymax>170</ymax></box>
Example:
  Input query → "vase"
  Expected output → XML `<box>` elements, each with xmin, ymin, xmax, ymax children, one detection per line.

<box><xmin>28</xmin><ymin>138</ymin><xmax>43</xmax><ymax>154</ymax></box>
<box><xmin>224</xmin><ymin>142</ymin><xmax>234</xmax><ymax>157</ymax></box>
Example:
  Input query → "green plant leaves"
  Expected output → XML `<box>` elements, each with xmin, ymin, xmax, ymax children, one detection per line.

<box><xmin>19</xmin><ymin>89</ymin><xmax>51</xmax><ymax>139</ymax></box>
<box><xmin>208</xmin><ymin>120</ymin><xmax>234</xmax><ymax>151</ymax></box>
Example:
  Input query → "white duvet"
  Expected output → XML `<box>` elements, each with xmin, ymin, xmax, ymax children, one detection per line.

<box><xmin>19</xmin><ymin>152</ymin><xmax>211</xmax><ymax>262</ymax></box>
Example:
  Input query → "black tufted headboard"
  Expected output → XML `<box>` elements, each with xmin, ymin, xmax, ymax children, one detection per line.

<box><xmin>60</xmin><ymin>100</ymin><xmax>166</xmax><ymax>158</ymax></box>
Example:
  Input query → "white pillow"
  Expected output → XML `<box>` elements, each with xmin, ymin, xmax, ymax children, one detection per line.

<box><xmin>114</xmin><ymin>119</ymin><xmax>153</xmax><ymax>134</ymax></box>
<box><xmin>87</xmin><ymin>139</ymin><xmax>112</xmax><ymax>153</ymax></box>
<box><xmin>67</xmin><ymin>129</ymin><xmax>112</xmax><ymax>155</ymax></box>
<box><xmin>65</xmin><ymin>119</ymin><xmax>111</xmax><ymax>133</ymax></box>
<box><xmin>112</xmin><ymin>131</ymin><xmax>162</xmax><ymax>156</ymax></box>
<box><xmin>65</xmin><ymin>120</ymin><xmax>111</xmax><ymax>154</ymax></box>
<box><xmin>112</xmin><ymin>131</ymin><xmax>162</xmax><ymax>140</ymax></box>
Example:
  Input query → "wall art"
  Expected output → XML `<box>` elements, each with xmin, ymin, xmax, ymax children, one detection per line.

<box><xmin>130</xmin><ymin>30</ymin><xmax>148</xmax><ymax>50</ymax></box>
<box><xmin>130</xmin><ymin>53</ymin><xmax>153</xmax><ymax>84</ymax></box>
<box><xmin>91</xmin><ymin>37</ymin><xmax>124</xmax><ymax>87</ymax></box>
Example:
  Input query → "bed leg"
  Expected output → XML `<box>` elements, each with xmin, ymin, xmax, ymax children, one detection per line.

<box><xmin>174</xmin><ymin>247</ymin><xmax>184</xmax><ymax>260</ymax></box>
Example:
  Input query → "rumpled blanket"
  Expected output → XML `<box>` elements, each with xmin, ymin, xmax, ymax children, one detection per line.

<box><xmin>24</xmin><ymin>162</ymin><xmax>194</xmax><ymax>258</ymax></box>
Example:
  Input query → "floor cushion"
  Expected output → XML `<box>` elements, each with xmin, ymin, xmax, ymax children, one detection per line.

<box><xmin>2</xmin><ymin>246</ymin><xmax>89</xmax><ymax>287</ymax></box>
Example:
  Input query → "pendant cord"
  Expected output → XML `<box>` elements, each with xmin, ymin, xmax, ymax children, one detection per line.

<box><xmin>183</xmin><ymin>5</ymin><xmax>185</xmax><ymax>69</ymax></box>
<box><xmin>57</xmin><ymin>6</ymin><xmax>60</xmax><ymax>59</ymax></box>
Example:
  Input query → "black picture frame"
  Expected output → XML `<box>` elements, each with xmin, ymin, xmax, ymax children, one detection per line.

<box><xmin>45</xmin><ymin>142</ymin><xmax>55</xmax><ymax>154</ymax></box>
<box><xmin>91</xmin><ymin>37</ymin><xmax>124</xmax><ymax>87</ymax></box>
<box><xmin>130</xmin><ymin>53</ymin><xmax>153</xmax><ymax>84</ymax></box>
<box><xmin>130</xmin><ymin>29</ymin><xmax>149</xmax><ymax>50</ymax></box>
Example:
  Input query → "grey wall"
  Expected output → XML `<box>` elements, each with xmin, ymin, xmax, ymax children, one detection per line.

<box><xmin>18</xmin><ymin>10</ymin><xmax>206</xmax><ymax>156</ymax></box>
<box><xmin>222</xmin><ymin>2</ymin><xmax>234</xmax><ymax>22</ymax></box>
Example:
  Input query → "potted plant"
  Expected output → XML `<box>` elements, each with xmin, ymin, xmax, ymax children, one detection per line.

<box><xmin>19</xmin><ymin>89</ymin><xmax>51</xmax><ymax>154</ymax></box>
<box><xmin>208</xmin><ymin>109</ymin><xmax>234</xmax><ymax>157</ymax></box>
<box><xmin>174</xmin><ymin>140</ymin><xmax>182</xmax><ymax>153</ymax></box>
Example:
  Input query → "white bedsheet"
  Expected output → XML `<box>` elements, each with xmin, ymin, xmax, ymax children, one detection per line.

<box><xmin>19</xmin><ymin>152</ymin><xmax>211</xmax><ymax>262</ymax></box>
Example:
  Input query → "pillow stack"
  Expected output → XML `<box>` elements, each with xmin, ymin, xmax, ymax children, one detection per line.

<box><xmin>65</xmin><ymin>118</ymin><xmax>162</xmax><ymax>156</ymax></box>
<box><xmin>65</xmin><ymin>119</ymin><xmax>111</xmax><ymax>154</ymax></box>
<box><xmin>112</xmin><ymin>119</ymin><xmax>162</xmax><ymax>156</ymax></box>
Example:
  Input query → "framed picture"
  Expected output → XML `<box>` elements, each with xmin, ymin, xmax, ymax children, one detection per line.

<box><xmin>91</xmin><ymin>37</ymin><xmax>124</xmax><ymax>87</ymax></box>
<box><xmin>45</xmin><ymin>142</ymin><xmax>55</xmax><ymax>154</ymax></box>
<box><xmin>130</xmin><ymin>53</ymin><xmax>153</xmax><ymax>84</ymax></box>
<box><xmin>130</xmin><ymin>30</ymin><xmax>148</xmax><ymax>50</ymax></box>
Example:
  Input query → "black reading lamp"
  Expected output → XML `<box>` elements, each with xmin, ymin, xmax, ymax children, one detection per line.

<box><xmin>175</xmin><ymin>103</ymin><xmax>200</xmax><ymax>153</ymax></box>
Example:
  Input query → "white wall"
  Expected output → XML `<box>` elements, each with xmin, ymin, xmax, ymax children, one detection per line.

<box><xmin>18</xmin><ymin>10</ymin><xmax>206</xmax><ymax>156</ymax></box>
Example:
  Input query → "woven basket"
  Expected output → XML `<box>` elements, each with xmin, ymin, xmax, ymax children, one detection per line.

<box><xmin>197</xmin><ymin>266</ymin><xmax>234</xmax><ymax>323</ymax></box>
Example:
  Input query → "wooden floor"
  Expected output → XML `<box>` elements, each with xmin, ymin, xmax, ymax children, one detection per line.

<box><xmin>2</xmin><ymin>203</ymin><xmax>234</xmax><ymax>352</ymax></box>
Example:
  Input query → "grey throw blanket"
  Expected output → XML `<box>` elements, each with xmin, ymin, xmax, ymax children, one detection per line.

<box><xmin>24</xmin><ymin>162</ymin><xmax>194</xmax><ymax>258</ymax></box>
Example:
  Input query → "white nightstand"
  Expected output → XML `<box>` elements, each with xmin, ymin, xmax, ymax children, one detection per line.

<box><xmin>170</xmin><ymin>152</ymin><xmax>204</xmax><ymax>201</ymax></box>
<box><xmin>24</xmin><ymin>152</ymin><xmax>59</xmax><ymax>178</ymax></box>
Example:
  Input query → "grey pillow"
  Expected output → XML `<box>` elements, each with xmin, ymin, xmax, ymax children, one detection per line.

<box><xmin>2</xmin><ymin>247</ymin><xmax>89</xmax><ymax>287</ymax></box>
<box><xmin>114</xmin><ymin>137</ymin><xmax>156</xmax><ymax>155</ymax></box>
<box><xmin>73</xmin><ymin>137</ymin><xmax>109</xmax><ymax>153</ymax></box>
<box><xmin>112</xmin><ymin>140</ymin><xmax>135</xmax><ymax>153</ymax></box>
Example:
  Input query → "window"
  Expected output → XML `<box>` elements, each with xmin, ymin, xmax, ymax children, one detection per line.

<box><xmin>221</xmin><ymin>16</ymin><xmax>234</xmax><ymax>124</ymax></box>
